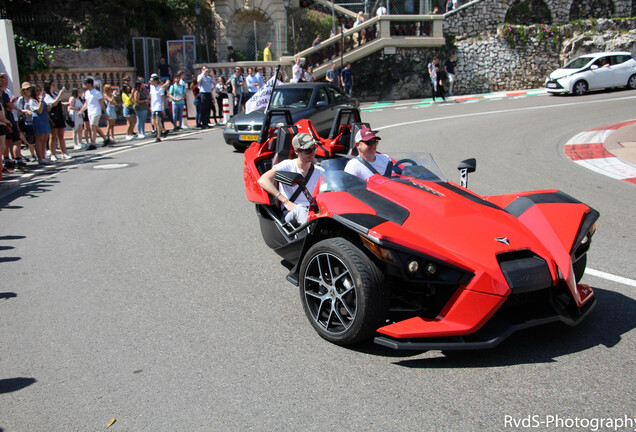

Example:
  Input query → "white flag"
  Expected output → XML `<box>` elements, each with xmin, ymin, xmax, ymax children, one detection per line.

<box><xmin>245</xmin><ymin>77</ymin><xmax>284</xmax><ymax>114</ymax></box>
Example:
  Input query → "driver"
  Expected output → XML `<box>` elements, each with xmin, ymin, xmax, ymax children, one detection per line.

<box><xmin>344</xmin><ymin>127</ymin><xmax>392</xmax><ymax>179</ymax></box>
<box><xmin>258</xmin><ymin>133</ymin><xmax>325</xmax><ymax>226</ymax></box>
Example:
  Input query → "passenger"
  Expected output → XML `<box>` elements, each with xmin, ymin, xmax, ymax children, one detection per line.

<box><xmin>344</xmin><ymin>127</ymin><xmax>392</xmax><ymax>179</ymax></box>
<box><xmin>258</xmin><ymin>133</ymin><xmax>325</xmax><ymax>226</ymax></box>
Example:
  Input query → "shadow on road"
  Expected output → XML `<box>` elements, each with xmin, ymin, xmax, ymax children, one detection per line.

<box><xmin>0</xmin><ymin>377</ymin><xmax>37</xmax><ymax>394</ymax></box>
<box><xmin>356</xmin><ymin>287</ymin><xmax>635</xmax><ymax>367</ymax></box>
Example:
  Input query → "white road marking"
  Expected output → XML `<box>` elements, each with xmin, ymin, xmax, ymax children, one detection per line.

<box><xmin>586</xmin><ymin>268</ymin><xmax>636</xmax><ymax>287</ymax></box>
<box><xmin>374</xmin><ymin>95</ymin><xmax>636</xmax><ymax>131</ymax></box>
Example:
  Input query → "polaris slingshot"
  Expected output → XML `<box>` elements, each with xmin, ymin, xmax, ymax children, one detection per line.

<box><xmin>243</xmin><ymin>108</ymin><xmax>599</xmax><ymax>350</ymax></box>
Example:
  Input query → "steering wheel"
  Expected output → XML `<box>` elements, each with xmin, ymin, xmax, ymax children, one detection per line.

<box><xmin>391</xmin><ymin>158</ymin><xmax>418</xmax><ymax>174</ymax></box>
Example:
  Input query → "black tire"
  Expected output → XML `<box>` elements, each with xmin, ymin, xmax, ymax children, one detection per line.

<box><xmin>573</xmin><ymin>80</ymin><xmax>588</xmax><ymax>96</ymax></box>
<box><xmin>232</xmin><ymin>144</ymin><xmax>246</xmax><ymax>152</ymax></box>
<box><xmin>573</xmin><ymin>254</ymin><xmax>587</xmax><ymax>283</ymax></box>
<box><xmin>627</xmin><ymin>74</ymin><xmax>636</xmax><ymax>90</ymax></box>
<box><xmin>299</xmin><ymin>237</ymin><xmax>388</xmax><ymax>345</ymax></box>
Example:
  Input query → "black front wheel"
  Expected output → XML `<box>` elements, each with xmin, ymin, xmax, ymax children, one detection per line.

<box><xmin>299</xmin><ymin>238</ymin><xmax>388</xmax><ymax>345</ymax></box>
<box><xmin>573</xmin><ymin>80</ymin><xmax>588</xmax><ymax>96</ymax></box>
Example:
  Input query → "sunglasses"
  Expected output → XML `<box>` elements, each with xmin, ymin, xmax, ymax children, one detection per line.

<box><xmin>363</xmin><ymin>140</ymin><xmax>379</xmax><ymax>146</ymax></box>
<box><xmin>299</xmin><ymin>146</ymin><xmax>317</xmax><ymax>153</ymax></box>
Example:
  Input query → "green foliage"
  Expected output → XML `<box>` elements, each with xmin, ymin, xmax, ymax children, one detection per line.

<box><xmin>501</xmin><ymin>24</ymin><xmax>562</xmax><ymax>50</ymax></box>
<box><xmin>13</xmin><ymin>35</ymin><xmax>58</xmax><ymax>76</ymax></box>
<box><xmin>288</xmin><ymin>8</ymin><xmax>333</xmax><ymax>53</ymax></box>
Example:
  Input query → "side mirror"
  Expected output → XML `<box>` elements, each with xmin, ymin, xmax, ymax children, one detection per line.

<box><xmin>316</xmin><ymin>100</ymin><xmax>328</xmax><ymax>107</ymax></box>
<box><xmin>457</xmin><ymin>158</ymin><xmax>476</xmax><ymax>188</ymax></box>
<box><xmin>590</xmin><ymin>64</ymin><xmax>599</xmax><ymax>70</ymax></box>
<box><xmin>274</xmin><ymin>170</ymin><xmax>304</xmax><ymax>186</ymax></box>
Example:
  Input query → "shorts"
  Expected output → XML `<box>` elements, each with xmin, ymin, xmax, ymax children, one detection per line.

<box><xmin>151</xmin><ymin>111</ymin><xmax>163</xmax><ymax>120</ymax></box>
<box><xmin>73</xmin><ymin>116</ymin><xmax>83</xmax><ymax>130</ymax></box>
<box><xmin>0</xmin><ymin>125</ymin><xmax>6</xmax><ymax>136</ymax></box>
<box><xmin>106</xmin><ymin>105</ymin><xmax>117</xmax><ymax>119</ymax></box>
<box><xmin>88</xmin><ymin>113</ymin><xmax>101</xmax><ymax>126</ymax></box>
<box><xmin>123</xmin><ymin>106</ymin><xmax>135</xmax><ymax>117</ymax></box>
<box><xmin>7</xmin><ymin>121</ymin><xmax>20</xmax><ymax>141</ymax></box>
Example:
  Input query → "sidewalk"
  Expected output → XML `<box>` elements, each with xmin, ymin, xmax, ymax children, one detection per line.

<box><xmin>0</xmin><ymin>118</ymin><xmax>220</xmax><ymax>193</ymax></box>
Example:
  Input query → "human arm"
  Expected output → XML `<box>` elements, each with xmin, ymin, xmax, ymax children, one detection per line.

<box><xmin>257</xmin><ymin>167</ymin><xmax>297</xmax><ymax>212</ymax></box>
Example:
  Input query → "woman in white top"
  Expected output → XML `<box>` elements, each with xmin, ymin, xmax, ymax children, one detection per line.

<box><xmin>43</xmin><ymin>80</ymin><xmax>71</xmax><ymax>160</ymax></box>
<box><xmin>68</xmin><ymin>89</ymin><xmax>85</xmax><ymax>149</ymax></box>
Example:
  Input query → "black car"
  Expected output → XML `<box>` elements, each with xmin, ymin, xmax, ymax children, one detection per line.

<box><xmin>223</xmin><ymin>83</ymin><xmax>358</xmax><ymax>151</ymax></box>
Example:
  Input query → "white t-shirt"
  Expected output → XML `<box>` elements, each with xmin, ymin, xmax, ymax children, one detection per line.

<box><xmin>376</xmin><ymin>6</ymin><xmax>387</xmax><ymax>16</ymax></box>
<box><xmin>275</xmin><ymin>159</ymin><xmax>325</xmax><ymax>206</ymax></box>
<box><xmin>150</xmin><ymin>85</ymin><xmax>165</xmax><ymax>112</ymax></box>
<box><xmin>344</xmin><ymin>153</ymin><xmax>392</xmax><ymax>180</ymax></box>
<box><xmin>84</xmin><ymin>89</ymin><xmax>103</xmax><ymax>116</ymax></box>
<box><xmin>292</xmin><ymin>64</ymin><xmax>302</xmax><ymax>82</ymax></box>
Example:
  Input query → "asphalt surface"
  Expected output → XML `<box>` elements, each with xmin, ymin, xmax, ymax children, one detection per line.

<box><xmin>0</xmin><ymin>88</ymin><xmax>634</xmax><ymax>431</ymax></box>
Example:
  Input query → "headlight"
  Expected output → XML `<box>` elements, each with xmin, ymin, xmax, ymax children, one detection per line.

<box><xmin>225</xmin><ymin>121</ymin><xmax>235</xmax><ymax>130</ymax></box>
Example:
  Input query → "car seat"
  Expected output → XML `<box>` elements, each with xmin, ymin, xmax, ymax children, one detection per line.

<box><xmin>272</xmin><ymin>125</ymin><xmax>298</xmax><ymax>165</ymax></box>
<box><xmin>348</xmin><ymin>122</ymin><xmax>371</xmax><ymax>156</ymax></box>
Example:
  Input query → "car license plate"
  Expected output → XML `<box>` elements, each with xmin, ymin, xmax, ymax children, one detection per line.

<box><xmin>240</xmin><ymin>134</ymin><xmax>260</xmax><ymax>141</ymax></box>
<box><xmin>547</xmin><ymin>83</ymin><xmax>557</xmax><ymax>88</ymax></box>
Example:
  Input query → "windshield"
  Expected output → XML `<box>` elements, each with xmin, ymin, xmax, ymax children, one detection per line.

<box><xmin>563</xmin><ymin>56</ymin><xmax>594</xmax><ymax>69</ymax></box>
<box><xmin>319</xmin><ymin>153</ymin><xmax>447</xmax><ymax>193</ymax></box>
<box><xmin>271</xmin><ymin>88</ymin><xmax>313</xmax><ymax>108</ymax></box>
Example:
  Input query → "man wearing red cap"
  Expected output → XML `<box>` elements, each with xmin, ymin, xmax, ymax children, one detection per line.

<box><xmin>344</xmin><ymin>127</ymin><xmax>392</xmax><ymax>179</ymax></box>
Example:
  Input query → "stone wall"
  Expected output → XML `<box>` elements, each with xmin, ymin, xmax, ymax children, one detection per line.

<box><xmin>445</xmin><ymin>0</ymin><xmax>634</xmax><ymax>37</ymax></box>
<box><xmin>354</xmin><ymin>18</ymin><xmax>636</xmax><ymax>101</ymax></box>
<box><xmin>50</xmin><ymin>48</ymin><xmax>129</xmax><ymax>68</ymax></box>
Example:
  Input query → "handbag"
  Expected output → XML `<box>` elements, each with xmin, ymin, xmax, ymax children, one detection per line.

<box><xmin>65</xmin><ymin>112</ymin><xmax>74</xmax><ymax>128</ymax></box>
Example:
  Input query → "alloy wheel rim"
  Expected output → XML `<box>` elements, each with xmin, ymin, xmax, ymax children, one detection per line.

<box><xmin>303</xmin><ymin>252</ymin><xmax>357</xmax><ymax>334</ymax></box>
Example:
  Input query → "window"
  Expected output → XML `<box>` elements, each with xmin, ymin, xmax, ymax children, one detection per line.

<box><xmin>328</xmin><ymin>87</ymin><xmax>346</xmax><ymax>103</ymax></box>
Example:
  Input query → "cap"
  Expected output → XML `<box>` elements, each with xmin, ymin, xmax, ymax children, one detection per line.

<box><xmin>84</xmin><ymin>77</ymin><xmax>94</xmax><ymax>84</ymax></box>
<box><xmin>150</xmin><ymin>73</ymin><xmax>159</xmax><ymax>80</ymax></box>
<box><xmin>21</xmin><ymin>81</ymin><xmax>33</xmax><ymax>90</ymax></box>
<box><xmin>355</xmin><ymin>127</ymin><xmax>381</xmax><ymax>143</ymax></box>
<box><xmin>292</xmin><ymin>133</ymin><xmax>317</xmax><ymax>150</ymax></box>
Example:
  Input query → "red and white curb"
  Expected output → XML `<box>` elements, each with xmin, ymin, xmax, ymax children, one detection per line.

<box><xmin>564</xmin><ymin>120</ymin><xmax>636</xmax><ymax>185</ymax></box>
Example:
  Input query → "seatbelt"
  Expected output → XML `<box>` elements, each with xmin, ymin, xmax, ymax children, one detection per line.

<box><xmin>356</xmin><ymin>157</ymin><xmax>393</xmax><ymax>176</ymax></box>
<box><xmin>288</xmin><ymin>164</ymin><xmax>315</xmax><ymax>203</ymax></box>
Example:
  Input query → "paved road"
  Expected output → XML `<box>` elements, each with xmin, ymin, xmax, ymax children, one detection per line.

<box><xmin>0</xmin><ymin>89</ymin><xmax>634</xmax><ymax>431</ymax></box>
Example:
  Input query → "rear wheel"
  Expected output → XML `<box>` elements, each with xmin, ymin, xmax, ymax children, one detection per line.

<box><xmin>573</xmin><ymin>80</ymin><xmax>588</xmax><ymax>96</ymax></box>
<box><xmin>299</xmin><ymin>237</ymin><xmax>388</xmax><ymax>345</ymax></box>
<box><xmin>627</xmin><ymin>74</ymin><xmax>636</xmax><ymax>89</ymax></box>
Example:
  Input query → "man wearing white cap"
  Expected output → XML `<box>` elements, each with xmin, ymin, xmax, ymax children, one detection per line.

<box><xmin>345</xmin><ymin>127</ymin><xmax>392</xmax><ymax>179</ymax></box>
<box><xmin>258</xmin><ymin>132</ymin><xmax>325</xmax><ymax>226</ymax></box>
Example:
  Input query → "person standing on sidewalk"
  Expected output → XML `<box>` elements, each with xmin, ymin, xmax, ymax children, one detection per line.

<box><xmin>81</xmin><ymin>78</ymin><xmax>111</xmax><ymax>150</ymax></box>
<box><xmin>150</xmin><ymin>75</ymin><xmax>167</xmax><ymax>142</ymax></box>
<box><xmin>197</xmin><ymin>66</ymin><xmax>214</xmax><ymax>128</ymax></box>
<box><xmin>27</xmin><ymin>86</ymin><xmax>52</xmax><ymax>165</ymax></box>
<box><xmin>168</xmin><ymin>74</ymin><xmax>186</xmax><ymax>130</ymax></box>
<box><xmin>428</xmin><ymin>56</ymin><xmax>438</xmax><ymax>95</ymax></box>
<box><xmin>43</xmin><ymin>80</ymin><xmax>71</xmax><ymax>160</ymax></box>
<box><xmin>340</xmin><ymin>62</ymin><xmax>354</xmax><ymax>95</ymax></box>
<box><xmin>103</xmin><ymin>84</ymin><xmax>118</xmax><ymax>144</ymax></box>
<box><xmin>120</xmin><ymin>84</ymin><xmax>136</xmax><ymax>141</ymax></box>
<box><xmin>445</xmin><ymin>53</ymin><xmax>457</xmax><ymax>97</ymax></box>
<box><xmin>68</xmin><ymin>89</ymin><xmax>85</xmax><ymax>149</ymax></box>
<box><xmin>133</xmin><ymin>80</ymin><xmax>149</xmax><ymax>138</ymax></box>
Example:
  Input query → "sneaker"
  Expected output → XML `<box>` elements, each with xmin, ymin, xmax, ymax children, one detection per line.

<box><xmin>102</xmin><ymin>139</ymin><xmax>111</xmax><ymax>147</ymax></box>
<box><xmin>161</xmin><ymin>130</ymin><xmax>169</xmax><ymax>138</ymax></box>
<box><xmin>86</xmin><ymin>144</ymin><xmax>97</xmax><ymax>150</ymax></box>
<box><xmin>16</xmin><ymin>159</ymin><xmax>28</xmax><ymax>170</ymax></box>
<box><xmin>154</xmin><ymin>137</ymin><xmax>162</xmax><ymax>143</ymax></box>
<box><xmin>125</xmin><ymin>135</ymin><xmax>134</xmax><ymax>141</ymax></box>
<box><xmin>182</xmin><ymin>125</ymin><xmax>189</xmax><ymax>129</ymax></box>
<box><xmin>38</xmin><ymin>158</ymin><xmax>53</xmax><ymax>165</ymax></box>
<box><xmin>45</xmin><ymin>149</ymin><xmax>51</xmax><ymax>158</ymax></box>
<box><xmin>50</xmin><ymin>154</ymin><xmax>58</xmax><ymax>162</ymax></box>
<box><xmin>61</xmin><ymin>153</ymin><xmax>72</xmax><ymax>160</ymax></box>
<box><xmin>4</xmin><ymin>159</ymin><xmax>15</xmax><ymax>169</ymax></box>
<box><xmin>74</xmin><ymin>144</ymin><xmax>83</xmax><ymax>150</ymax></box>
